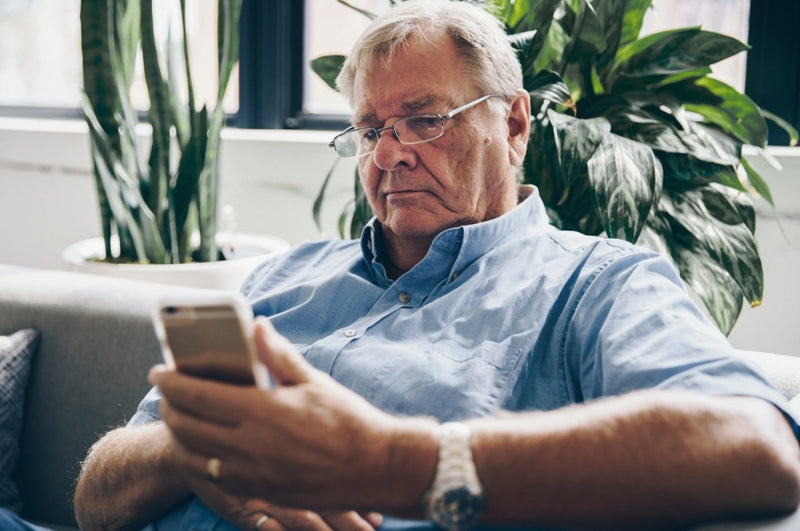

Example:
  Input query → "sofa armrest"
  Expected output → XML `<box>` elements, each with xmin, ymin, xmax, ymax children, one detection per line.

<box><xmin>0</xmin><ymin>266</ymin><xmax>219</xmax><ymax>528</ymax></box>
<box><xmin>734</xmin><ymin>349</ymin><xmax>800</xmax><ymax>403</ymax></box>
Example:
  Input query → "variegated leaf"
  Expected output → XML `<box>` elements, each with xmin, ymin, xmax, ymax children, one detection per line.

<box><xmin>671</xmin><ymin>243</ymin><xmax>744</xmax><ymax>335</ymax></box>
<box><xmin>586</xmin><ymin>133</ymin><xmax>662</xmax><ymax>242</ymax></box>
<box><xmin>660</xmin><ymin>187</ymin><xmax>762</xmax><ymax>306</ymax></box>
<box><xmin>548</xmin><ymin>109</ymin><xmax>611</xmax><ymax>187</ymax></box>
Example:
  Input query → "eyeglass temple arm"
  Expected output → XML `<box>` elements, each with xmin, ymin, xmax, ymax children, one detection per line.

<box><xmin>443</xmin><ymin>94</ymin><xmax>498</xmax><ymax>119</ymax></box>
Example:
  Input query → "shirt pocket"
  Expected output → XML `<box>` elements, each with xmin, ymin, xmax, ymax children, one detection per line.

<box><xmin>432</xmin><ymin>338</ymin><xmax>521</xmax><ymax>370</ymax></box>
<box><xmin>354</xmin><ymin>339</ymin><xmax>523</xmax><ymax>421</ymax></box>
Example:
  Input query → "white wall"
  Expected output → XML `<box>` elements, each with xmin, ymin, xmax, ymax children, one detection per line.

<box><xmin>1</xmin><ymin>117</ymin><xmax>798</xmax><ymax>355</ymax></box>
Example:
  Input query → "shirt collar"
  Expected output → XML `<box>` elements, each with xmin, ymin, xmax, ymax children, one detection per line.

<box><xmin>360</xmin><ymin>185</ymin><xmax>551</xmax><ymax>283</ymax></box>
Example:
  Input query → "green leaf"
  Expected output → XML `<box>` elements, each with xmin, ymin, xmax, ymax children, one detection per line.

<box><xmin>114</xmin><ymin>0</ymin><xmax>140</xmax><ymax>88</ymax></box>
<box><xmin>547</xmin><ymin>109</ymin><xmax>611</xmax><ymax>187</ymax></box>
<box><xmin>338</xmin><ymin>199</ymin><xmax>354</xmax><ymax>239</ymax></box>
<box><xmin>580</xmin><ymin>95</ymin><xmax>689</xmax><ymax>154</ymax></box>
<box><xmin>334</xmin><ymin>0</ymin><xmax>379</xmax><ymax>20</ymax></box>
<box><xmin>196</xmin><ymin>106</ymin><xmax>225</xmax><ymax>263</ymax></box>
<box><xmin>172</xmin><ymin>107</ymin><xmax>208</xmax><ymax>261</ymax></box>
<box><xmin>740</xmin><ymin>156</ymin><xmax>774</xmax><ymax>206</ymax></box>
<box><xmin>652</xmin><ymin>66</ymin><xmax>712</xmax><ymax>88</ymax></box>
<box><xmin>586</xmin><ymin>132</ymin><xmax>662</xmax><ymax>241</ymax></box>
<box><xmin>311</xmin><ymin>55</ymin><xmax>346</xmax><ymax>92</ymax></box>
<box><xmin>350</xmin><ymin>168</ymin><xmax>372</xmax><ymax>239</ymax></box>
<box><xmin>612</xmin><ymin>28</ymin><xmax>749</xmax><ymax>80</ymax></box>
<box><xmin>659</xmin><ymin>153</ymin><xmax>742</xmax><ymax>190</ymax></box>
<box><xmin>84</xmin><ymin>95</ymin><xmax>167</xmax><ymax>263</ymax></box>
<box><xmin>524</xmin><ymin>118</ymin><xmax>562</xmax><ymax>205</ymax></box>
<box><xmin>498</xmin><ymin>0</ymin><xmax>560</xmax><ymax>62</ymax></box>
<box><xmin>508</xmin><ymin>29</ymin><xmax>537</xmax><ymax>52</ymax></box>
<box><xmin>671</xmin><ymin>240</ymin><xmax>744</xmax><ymax>335</ymax></box>
<box><xmin>660</xmin><ymin>186</ymin><xmax>763</xmax><ymax>308</ymax></box>
<box><xmin>217</xmin><ymin>0</ymin><xmax>243</xmax><ymax>101</ymax></box>
<box><xmin>312</xmin><ymin>158</ymin><xmax>340</xmax><ymax>232</ymax></box>
<box><xmin>761</xmin><ymin>108</ymin><xmax>800</xmax><ymax>146</ymax></box>
<box><xmin>527</xmin><ymin>70</ymin><xmax>572</xmax><ymax>106</ymax></box>
<box><xmin>534</xmin><ymin>19</ymin><xmax>570</xmax><ymax>74</ymax></box>
<box><xmin>141</xmin><ymin>0</ymin><xmax>171</xmax><ymax>220</ymax></box>
<box><xmin>726</xmin><ymin>186</ymin><xmax>756</xmax><ymax>234</ymax></box>
<box><xmin>567</xmin><ymin>0</ymin><xmax>607</xmax><ymax>58</ymax></box>
<box><xmin>490</xmin><ymin>0</ymin><xmax>530</xmax><ymax>29</ymax></box>
<box><xmin>620</xmin><ymin>0</ymin><xmax>653</xmax><ymax>45</ymax></box>
<box><xmin>666</xmin><ymin>77</ymin><xmax>768</xmax><ymax>148</ymax></box>
<box><xmin>594</xmin><ymin>0</ymin><xmax>631</xmax><ymax>76</ymax></box>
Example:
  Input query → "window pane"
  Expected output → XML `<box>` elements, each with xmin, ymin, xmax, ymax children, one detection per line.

<box><xmin>641</xmin><ymin>0</ymin><xmax>751</xmax><ymax>92</ymax></box>
<box><xmin>0</xmin><ymin>0</ymin><xmax>82</xmax><ymax>107</ymax></box>
<box><xmin>0</xmin><ymin>0</ymin><xmax>238</xmax><ymax>113</ymax></box>
<box><xmin>304</xmin><ymin>0</ymin><xmax>390</xmax><ymax>116</ymax></box>
<box><xmin>303</xmin><ymin>0</ymin><xmax>752</xmax><ymax>118</ymax></box>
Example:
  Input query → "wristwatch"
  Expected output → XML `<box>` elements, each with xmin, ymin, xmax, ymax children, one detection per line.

<box><xmin>423</xmin><ymin>422</ymin><xmax>485</xmax><ymax>530</ymax></box>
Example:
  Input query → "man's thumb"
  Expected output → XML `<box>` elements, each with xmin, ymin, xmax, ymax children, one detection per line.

<box><xmin>253</xmin><ymin>317</ymin><xmax>313</xmax><ymax>386</ymax></box>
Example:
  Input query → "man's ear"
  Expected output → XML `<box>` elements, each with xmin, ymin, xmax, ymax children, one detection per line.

<box><xmin>506</xmin><ymin>89</ymin><xmax>531</xmax><ymax>168</ymax></box>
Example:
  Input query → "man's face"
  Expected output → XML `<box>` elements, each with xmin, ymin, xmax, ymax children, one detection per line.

<box><xmin>353</xmin><ymin>30</ymin><xmax>520</xmax><ymax>246</ymax></box>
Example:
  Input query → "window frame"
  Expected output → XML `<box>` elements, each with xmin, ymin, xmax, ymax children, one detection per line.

<box><xmin>237</xmin><ymin>0</ymin><xmax>349</xmax><ymax>131</ymax></box>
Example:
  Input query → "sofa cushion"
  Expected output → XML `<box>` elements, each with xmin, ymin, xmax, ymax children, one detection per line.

<box><xmin>0</xmin><ymin>329</ymin><xmax>39</xmax><ymax>511</ymax></box>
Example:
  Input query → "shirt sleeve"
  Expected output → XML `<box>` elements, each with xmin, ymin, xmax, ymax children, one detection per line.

<box><xmin>126</xmin><ymin>385</ymin><xmax>163</xmax><ymax>426</ymax></box>
<box><xmin>564</xmin><ymin>246</ymin><xmax>800</xmax><ymax>440</ymax></box>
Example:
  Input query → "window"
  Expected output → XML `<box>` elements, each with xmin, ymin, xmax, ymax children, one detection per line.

<box><xmin>304</xmin><ymin>1</ymin><xmax>389</xmax><ymax>116</ymax></box>
<box><xmin>0</xmin><ymin>0</ymin><xmax>81</xmax><ymax>114</ymax></box>
<box><xmin>0</xmin><ymin>1</ymin><xmax>237</xmax><ymax>116</ymax></box>
<box><xmin>2</xmin><ymin>0</ymin><xmax>798</xmax><ymax>144</ymax></box>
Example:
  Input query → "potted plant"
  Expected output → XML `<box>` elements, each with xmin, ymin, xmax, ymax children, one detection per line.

<box><xmin>311</xmin><ymin>0</ymin><xmax>797</xmax><ymax>334</ymax></box>
<box><xmin>68</xmin><ymin>0</ymin><xmax>288</xmax><ymax>289</ymax></box>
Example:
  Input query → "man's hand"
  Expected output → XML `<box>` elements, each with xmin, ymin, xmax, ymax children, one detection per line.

<box><xmin>184</xmin><ymin>472</ymin><xmax>383</xmax><ymax>531</ymax></box>
<box><xmin>150</xmin><ymin>317</ymin><xmax>437</xmax><ymax>515</ymax></box>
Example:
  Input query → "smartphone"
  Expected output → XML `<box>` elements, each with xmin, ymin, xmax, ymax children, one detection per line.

<box><xmin>153</xmin><ymin>292</ymin><xmax>270</xmax><ymax>388</ymax></box>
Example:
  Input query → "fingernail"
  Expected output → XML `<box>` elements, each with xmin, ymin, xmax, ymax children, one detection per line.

<box><xmin>147</xmin><ymin>363</ymin><xmax>169</xmax><ymax>385</ymax></box>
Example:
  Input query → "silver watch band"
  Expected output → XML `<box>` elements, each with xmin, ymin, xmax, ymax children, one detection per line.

<box><xmin>423</xmin><ymin>422</ymin><xmax>484</xmax><ymax>529</ymax></box>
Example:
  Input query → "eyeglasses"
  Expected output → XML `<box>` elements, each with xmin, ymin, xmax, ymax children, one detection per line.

<box><xmin>329</xmin><ymin>94</ymin><xmax>499</xmax><ymax>158</ymax></box>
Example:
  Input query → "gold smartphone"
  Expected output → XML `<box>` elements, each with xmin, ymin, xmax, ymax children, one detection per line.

<box><xmin>153</xmin><ymin>293</ymin><xmax>269</xmax><ymax>388</ymax></box>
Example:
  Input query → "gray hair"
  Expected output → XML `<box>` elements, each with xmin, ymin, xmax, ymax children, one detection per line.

<box><xmin>336</xmin><ymin>0</ymin><xmax>523</xmax><ymax>111</ymax></box>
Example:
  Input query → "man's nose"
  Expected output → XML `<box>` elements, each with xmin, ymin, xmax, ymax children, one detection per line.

<box><xmin>372</xmin><ymin>126</ymin><xmax>414</xmax><ymax>170</ymax></box>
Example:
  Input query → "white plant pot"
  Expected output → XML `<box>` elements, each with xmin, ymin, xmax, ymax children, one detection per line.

<box><xmin>62</xmin><ymin>232</ymin><xmax>290</xmax><ymax>292</ymax></box>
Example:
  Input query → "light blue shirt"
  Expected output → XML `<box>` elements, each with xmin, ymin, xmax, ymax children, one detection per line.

<box><xmin>132</xmin><ymin>187</ymin><xmax>797</xmax><ymax>530</ymax></box>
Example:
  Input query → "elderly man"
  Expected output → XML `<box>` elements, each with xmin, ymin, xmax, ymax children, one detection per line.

<box><xmin>74</xmin><ymin>1</ymin><xmax>800</xmax><ymax>530</ymax></box>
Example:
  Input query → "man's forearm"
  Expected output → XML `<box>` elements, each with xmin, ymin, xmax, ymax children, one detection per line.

<box><xmin>74</xmin><ymin>422</ymin><xmax>191</xmax><ymax>530</ymax></box>
<box><xmin>466</xmin><ymin>391</ymin><xmax>800</xmax><ymax>528</ymax></box>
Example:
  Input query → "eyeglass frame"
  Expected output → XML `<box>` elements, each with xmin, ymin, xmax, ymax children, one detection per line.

<box><xmin>328</xmin><ymin>94</ymin><xmax>501</xmax><ymax>158</ymax></box>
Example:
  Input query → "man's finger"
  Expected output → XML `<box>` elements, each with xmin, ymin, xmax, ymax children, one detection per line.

<box><xmin>258</xmin><ymin>504</ymin><xmax>334</xmax><ymax>531</ymax></box>
<box><xmin>150</xmin><ymin>365</ymin><xmax>255</xmax><ymax>425</ymax></box>
<box><xmin>321</xmin><ymin>510</ymin><xmax>382</xmax><ymax>531</ymax></box>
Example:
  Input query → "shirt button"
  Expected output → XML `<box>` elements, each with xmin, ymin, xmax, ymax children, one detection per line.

<box><xmin>343</xmin><ymin>329</ymin><xmax>357</xmax><ymax>338</ymax></box>
<box><xmin>398</xmin><ymin>291</ymin><xmax>411</xmax><ymax>303</ymax></box>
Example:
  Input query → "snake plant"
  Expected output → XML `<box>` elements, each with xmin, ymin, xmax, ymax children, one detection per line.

<box><xmin>311</xmin><ymin>0</ymin><xmax>798</xmax><ymax>335</ymax></box>
<box><xmin>80</xmin><ymin>0</ymin><xmax>242</xmax><ymax>264</ymax></box>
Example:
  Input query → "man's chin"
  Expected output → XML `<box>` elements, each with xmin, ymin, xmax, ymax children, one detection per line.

<box><xmin>382</xmin><ymin>212</ymin><xmax>456</xmax><ymax>241</ymax></box>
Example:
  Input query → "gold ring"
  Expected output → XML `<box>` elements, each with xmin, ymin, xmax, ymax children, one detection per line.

<box><xmin>206</xmin><ymin>457</ymin><xmax>222</xmax><ymax>482</ymax></box>
<box><xmin>254</xmin><ymin>513</ymin><xmax>270</xmax><ymax>530</ymax></box>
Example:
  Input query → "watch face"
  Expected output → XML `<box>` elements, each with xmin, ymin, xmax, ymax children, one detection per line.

<box><xmin>432</xmin><ymin>486</ymin><xmax>485</xmax><ymax>529</ymax></box>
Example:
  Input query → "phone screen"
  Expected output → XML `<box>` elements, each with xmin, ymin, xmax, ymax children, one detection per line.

<box><xmin>159</xmin><ymin>303</ymin><xmax>257</xmax><ymax>385</ymax></box>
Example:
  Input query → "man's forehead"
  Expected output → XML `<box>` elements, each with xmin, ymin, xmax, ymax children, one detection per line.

<box><xmin>351</xmin><ymin>93</ymin><xmax>453</xmax><ymax>125</ymax></box>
